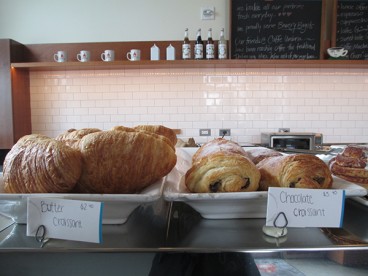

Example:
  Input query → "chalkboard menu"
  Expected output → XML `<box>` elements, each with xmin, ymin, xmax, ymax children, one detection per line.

<box><xmin>334</xmin><ymin>0</ymin><xmax>368</xmax><ymax>60</ymax></box>
<box><xmin>231</xmin><ymin>0</ymin><xmax>325</xmax><ymax>59</ymax></box>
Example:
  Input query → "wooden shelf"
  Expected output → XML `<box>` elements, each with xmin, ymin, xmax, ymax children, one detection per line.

<box><xmin>11</xmin><ymin>59</ymin><xmax>368</xmax><ymax>71</ymax></box>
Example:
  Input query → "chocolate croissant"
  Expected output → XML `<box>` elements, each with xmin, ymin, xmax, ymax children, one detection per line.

<box><xmin>185</xmin><ymin>139</ymin><xmax>260</xmax><ymax>193</ymax></box>
<box><xmin>244</xmin><ymin>147</ymin><xmax>283</xmax><ymax>165</ymax></box>
<box><xmin>256</xmin><ymin>154</ymin><xmax>333</xmax><ymax>190</ymax></box>
<box><xmin>3</xmin><ymin>134</ymin><xmax>82</xmax><ymax>193</ymax></box>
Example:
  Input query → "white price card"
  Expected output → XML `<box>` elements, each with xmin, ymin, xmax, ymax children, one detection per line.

<box><xmin>266</xmin><ymin>188</ymin><xmax>345</xmax><ymax>228</ymax></box>
<box><xmin>27</xmin><ymin>198</ymin><xmax>103</xmax><ymax>243</ymax></box>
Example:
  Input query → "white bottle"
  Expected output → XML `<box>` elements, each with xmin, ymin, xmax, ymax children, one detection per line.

<box><xmin>218</xmin><ymin>28</ymin><xmax>227</xmax><ymax>60</ymax></box>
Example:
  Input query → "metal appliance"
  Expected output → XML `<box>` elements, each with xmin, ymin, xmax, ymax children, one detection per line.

<box><xmin>261</xmin><ymin>132</ymin><xmax>323</xmax><ymax>150</ymax></box>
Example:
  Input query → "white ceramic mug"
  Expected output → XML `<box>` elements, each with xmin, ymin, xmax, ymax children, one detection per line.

<box><xmin>101</xmin><ymin>50</ymin><xmax>115</xmax><ymax>62</ymax></box>
<box><xmin>126</xmin><ymin>49</ymin><xmax>141</xmax><ymax>61</ymax></box>
<box><xmin>77</xmin><ymin>50</ymin><xmax>91</xmax><ymax>62</ymax></box>
<box><xmin>327</xmin><ymin>47</ymin><xmax>348</xmax><ymax>58</ymax></box>
<box><xmin>53</xmin><ymin>51</ymin><xmax>67</xmax><ymax>62</ymax></box>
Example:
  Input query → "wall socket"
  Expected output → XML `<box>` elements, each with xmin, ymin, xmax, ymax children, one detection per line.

<box><xmin>199</xmin><ymin>128</ymin><xmax>211</xmax><ymax>136</ymax></box>
<box><xmin>219</xmin><ymin>129</ymin><xmax>231</xmax><ymax>136</ymax></box>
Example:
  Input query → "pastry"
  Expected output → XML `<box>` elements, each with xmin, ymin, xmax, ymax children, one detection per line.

<box><xmin>133</xmin><ymin>125</ymin><xmax>177</xmax><ymax>146</ymax></box>
<box><xmin>75</xmin><ymin>130</ymin><xmax>177</xmax><ymax>193</ymax></box>
<box><xmin>185</xmin><ymin>138</ymin><xmax>260</xmax><ymax>193</ymax></box>
<box><xmin>244</xmin><ymin>147</ymin><xmax>283</xmax><ymax>165</ymax></box>
<box><xmin>3</xmin><ymin>134</ymin><xmax>82</xmax><ymax>193</ymax></box>
<box><xmin>256</xmin><ymin>154</ymin><xmax>333</xmax><ymax>190</ymax></box>
<box><xmin>329</xmin><ymin>145</ymin><xmax>368</xmax><ymax>184</ymax></box>
<box><xmin>55</xmin><ymin>128</ymin><xmax>101</xmax><ymax>149</ymax></box>
<box><xmin>192</xmin><ymin>138</ymin><xmax>248</xmax><ymax>163</ymax></box>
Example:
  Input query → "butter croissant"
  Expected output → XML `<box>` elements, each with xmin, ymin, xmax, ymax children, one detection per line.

<box><xmin>3</xmin><ymin>134</ymin><xmax>82</xmax><ymax>193</ymax></box>
<box><xmin>185</xmin><ymin>138</ymin><xmax>260</xmax><ymax>193</ymax></box>
<box><xmin>75</xmin><ymin>130</ymin><xmax>177</xmax><ymax>193</ymax></box>
<box><xmin>256</xmin><ymin>154</ymin><xmax>333</xmax><ymax>190</ymax></box>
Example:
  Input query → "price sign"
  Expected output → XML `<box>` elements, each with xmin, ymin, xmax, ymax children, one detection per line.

<box><xmin>27</xmin><ymin>198</ymin><xmax>103</xmax><ymax>243</ymax></box>
<box><xmin>266</xmin><ymin>188</ymin><xmax>345</xmax><ymax>228</ymax></box>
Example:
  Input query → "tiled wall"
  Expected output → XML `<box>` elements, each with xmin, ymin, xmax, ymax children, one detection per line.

<box><xmin>29</xmin><ymin>67</ymin><xmax>368</xmax><ymax>144</ymax></box>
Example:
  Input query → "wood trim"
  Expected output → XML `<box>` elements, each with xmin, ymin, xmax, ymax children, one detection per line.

<box><xmin>331</xmin><ymin>0</ymin><xmax>338</xmax><ymax>47</ymax></box>
<box><xmin>12</xmin><ymin>59</ymin><xmax>368</xmax><ymax>71</ymax></box>
<box><xmin>0</xmin><ymin>39</ymin><xmax>14</xmax><ymax>148</ymax></box>
<box><xmin>0</xmin><ymin>39</ymin><xmax>31</xmax><ymax>149</ymax></box>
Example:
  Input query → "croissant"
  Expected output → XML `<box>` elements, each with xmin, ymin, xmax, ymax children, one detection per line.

<box><xmin>133</xmin><ymin>125</ymin><xmax>177</xmax><ymax>146</ymax></box>
<box><xmin>185</xmin><ymin>139</ymin><xmax>260</xmax><ymax>193</ymax></box>
<box><xmin>3</xmin><ymin>134</ymin><xmax>82</xmax><ymax>193</ymax></box>
<box><xmin>55</xmin><ymin>128</ymin><xmax>101</xmax><ymax>149</ymax></box>
<box><xmin>244</xmin><ymin>147</ymin><xmax>283</xmax><ymax>165</ymax></box>
<box><xmin>75</xmin><ymin>130</ymin><xmax>177</xmax><ymax>193</ymax></box>
<box><xmin>256</xmin><ymin>154</ymin><xmax>333</xmax><ymax>190</ymax></box>
<box><xmin>192</xmin><ymin>138</ymin><xmax>249</xmax><ymax>163</ymax></box>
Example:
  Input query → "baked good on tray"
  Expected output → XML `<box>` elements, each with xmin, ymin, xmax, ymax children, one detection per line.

<box><xmin>329</xmin><ymin>145</ymin><xmax>368</xmax><ymax>184</ymax></box>
<box><xmin>3</xmin><ymin>134</ymin><xmax>82</xmax><ymax>193</ymax></box>
<box><xmin>243</xmin><ymin>147</ymin><xmax>283</xmax><ymax>165</ymax></box>
<box><xmin>55</xmin><ymin>128</ymin><xmax>101</xmax><ymax>149</ymax></box>
<box><xmin>256</xmin><ymin>154</ymin><xmax>333</xmax><ymax>190</ymax></box>
<box><xmin>75</xmin><ymin>129</ymin><xmax>177</xmax><ymax>193</ymax></box>
<box><xmin>185</xmin><ymin>138</ymin><xmax>260</xmax><ymax>193</ymax></box>
<box><xmin>133</xmin><ymin>125</ymin><xmax>178</xmax><ymax>147</ymax></box>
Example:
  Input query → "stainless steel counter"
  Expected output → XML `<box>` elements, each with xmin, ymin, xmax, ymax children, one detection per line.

<box><xmin>0</xmin><ymin>197</ymin><xmax>367</xmax><ymax>253</ymax></box>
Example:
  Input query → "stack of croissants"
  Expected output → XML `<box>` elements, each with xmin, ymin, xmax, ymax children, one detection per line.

<box><xmin>3</xmin><ymin>126</ymin><xmax>366</xmax><ymax>195</ymax></box>
<box><xmin>185</xmin><ymin>138</ymin><xmax>334</xmax><ymax>193</ymax></box>
<box><xmin>3</xmin><ymin>125</ymin><xmax>178</xmax><ymax>194</ymax></box>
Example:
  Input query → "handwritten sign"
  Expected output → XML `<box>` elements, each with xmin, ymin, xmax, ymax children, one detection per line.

<box><xmin>266</xmin><ymin>188</ymin><xmax>345</xmax><ymax>228</ymax></box>
<box><xmin>230</xmin><ymin>0</ymin><xmax>324</xmax><ymax>59</ymax></box>
<box><xmin>334</xmin><ymin>0</ymin><xmax>368</xmax><ymax>59</ymax></box>
<box><xmin>27</xmin><ymin>198</ymin><xmax>103</xmax><ymax>243</ymax></box>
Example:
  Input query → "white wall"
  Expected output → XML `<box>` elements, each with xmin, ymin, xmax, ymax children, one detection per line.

<box><xmin>29</xmin><ymin>67</ymin><xmax>368</xmax><ymax>144</ymax></box>
<box><xmin>0</xmin><ymin>0</ymin><xmax>228</xmax><ymax>44</ymax></box>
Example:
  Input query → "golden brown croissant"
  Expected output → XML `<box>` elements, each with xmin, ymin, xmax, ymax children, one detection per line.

<box><xmin>192</xmin><ymin>138</ymin><xmax>249</xmax><ymax>163</ymax></box>
<box><xmin>133</xmin><ymin>125</ymin><xmax>177</xmax><ymax>146</ymax></box>
<box><xmin>185</xmin><ymin>139</ymin><xmax>260</xmax><ymax>193</ymax></box>
<box><xmin>244</xmin><ymin>147</ymin><xmax>283</xmax><ymax>165</ymax></box>
<box><xmin>3</xmin><ymin>134</ymin><xmax>82</xmax><ymax>193</ymax></box>
<box><xmin>55</xmin><ymin>128</ymin><xmax>101</xmax><ymax>149</ymax></box>
<box><xmin>75</xmin><ymin>130</ymin><xmax>177</xmax><ymax>193</ymax></box>
<box><xmin>256</xmin><ymin>154</ymin><xmax>333</xmax><ymax>190</ymax></box>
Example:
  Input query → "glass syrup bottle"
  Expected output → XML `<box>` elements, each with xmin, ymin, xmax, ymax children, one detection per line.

<box><xmin>218</xmin><ymin>28</ymin><xmax>227</xmax><ymax>60</ymax></box>
<box><xmin>182</xmin><ymin>28</ymin><xmax>191</xmax><ymax>60</ymax></box>
<box><xmin>194</xmin><ymin>28</ymin><xmax>204</xmax><ymax>60</ymax></box>
<box><xmin>206</xmin><ymin>28</ymin><xmax>215</xmax><ymax>60</ymax></box>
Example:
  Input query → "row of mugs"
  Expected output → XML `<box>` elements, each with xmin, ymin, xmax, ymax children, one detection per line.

<box><xmin>54</xmin><ymin>49</ymin><xmax>141</xmax><ymax>62</ymax></box>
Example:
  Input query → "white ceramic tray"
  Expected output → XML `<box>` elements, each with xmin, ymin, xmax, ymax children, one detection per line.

<box><xmin>163</xmin><ymin>148</ymin><xmax>368</xmax><ymax>219</ymax></box>
<box><xmin>0</xmin><ymin>172</ymin><xmax>163</xmax><ymax>225</ymax></box>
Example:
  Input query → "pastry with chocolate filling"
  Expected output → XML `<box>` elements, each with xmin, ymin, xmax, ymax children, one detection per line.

<box><xmin>185</xmin><ymin>138</ymin><xmax>260</xmax><ymax>193</ymax></box>
<box><xmin>256</xmin><ymin>154</ymin><xmax>333</xmax><ymax>190</ymax></box>
<box><xmin>244</xmin><ymin>147</ymin><xmax>283</xmax><ymax>165</ymax></box>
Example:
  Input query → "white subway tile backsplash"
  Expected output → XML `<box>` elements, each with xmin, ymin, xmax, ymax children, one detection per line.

<box><xmin>29</xmin><ymin>67</ymin><xmax>368</xmax><ymax>143</ymax></box>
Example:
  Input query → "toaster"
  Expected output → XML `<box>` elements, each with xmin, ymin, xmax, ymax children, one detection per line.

<box><xmin>261</xmin><ymin>132</ymin><xmax>323</xmax><ymax>150</ymax></box>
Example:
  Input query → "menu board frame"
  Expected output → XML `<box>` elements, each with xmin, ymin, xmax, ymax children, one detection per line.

<box><xmin>230</xmin><ymin>0</ymin><xmax>326</xmax><ymax>60</ymax></box>
<box><xmin>331</xmin><ymin>0</ymin><xmax>368</xmax><ymax>60</ymax></box>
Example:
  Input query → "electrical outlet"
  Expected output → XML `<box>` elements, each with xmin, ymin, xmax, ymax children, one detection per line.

<box><xmin>201</xmin><ymin>6</ymin><xmax>215</xmax><ymax>20</ymax></box>
<box><xmin>199</xmin><ymin>128</ymin><xmax>211</xmax><ymax>136</ymax></box>
<box><xmin>278</xmin><ymin>128</ymin><xmax>290</xmax><ymax>133</ymax></box>
<box><xmin>219</xmin><ymin>129</ymin><xmax>231</xmax><ymax>136</ymax></box>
